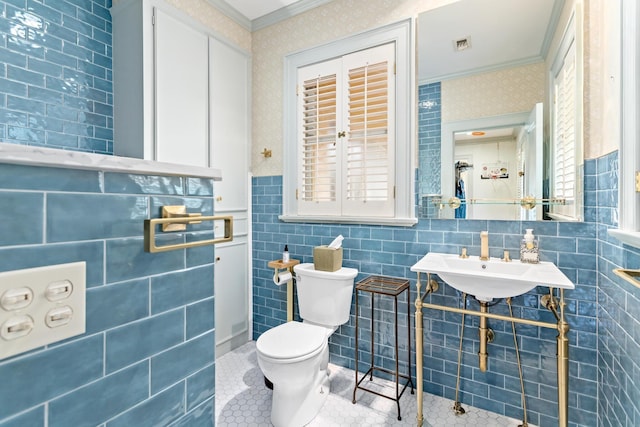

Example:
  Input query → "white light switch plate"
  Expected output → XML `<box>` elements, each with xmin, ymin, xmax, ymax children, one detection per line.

<box><xmin>0</xmin><ymin>262</ymin><xmax>86</xmax><ymax>360</ymax></box>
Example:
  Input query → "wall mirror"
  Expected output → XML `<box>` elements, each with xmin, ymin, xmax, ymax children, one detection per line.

<box><xmin>417</xmin><ymin>0</ymin><xmax>583</xmax><ymax>221</ymax></box>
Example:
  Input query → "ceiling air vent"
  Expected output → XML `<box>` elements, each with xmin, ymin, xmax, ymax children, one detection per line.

<box><xmin>453</xmin><ymin>37</ymin><xmax>472</xmax><ymax>52</ymax></box>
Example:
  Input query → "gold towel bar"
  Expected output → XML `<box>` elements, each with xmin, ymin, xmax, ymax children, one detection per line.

<box><xmin>613</xmin><ymin>268</ymin><xmax>640</xmax><ymax>289</ymax></box>
<box><xmin>144</xmin><ymin>215</ymin><xmax>233</xmax><ymax>253</ymax></box>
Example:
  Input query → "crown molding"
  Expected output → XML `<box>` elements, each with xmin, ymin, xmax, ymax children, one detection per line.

<box><xmin>252</xmin><ymin>0</ymin><xmax>332</xmax><ymax>31</ymax></box>
<box><xmin>206</xmin><ymin>0</ymin><xmax>252</xmax><ymax>31</ymax></box>
<box><xmin>207</xmin><ymin>0</ymin><xmax>332</xmax><ymax>32</ymax></box>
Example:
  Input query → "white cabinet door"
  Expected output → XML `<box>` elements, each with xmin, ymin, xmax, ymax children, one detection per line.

<box><xmin>214</xmin><ymin>237</ymin><xmax>249</xmax><ymax>353</ymax></box>
<box><xmin>154</xmin><ymin>8</ymin><xmax>209</xmax><ymax>167</ymax></box>
<box><xmin>112</xmin><ymin>0</ymin><xmax>209</xmax><ymax>167</ymax></box>
<box><xmin>209</xmin><ymin>38</ymin><xmax>250</xmax><ymax>210</ymax></box>
<box><xmin>209</xmin><ymin>38</ymin><xmax>251</xmax><ymax>356</ymax></box>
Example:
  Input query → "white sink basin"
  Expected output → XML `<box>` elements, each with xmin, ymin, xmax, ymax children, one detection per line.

<box><xmin>411</xmin><ymin>252</ymin><xmax>574</xmax><ymax>301</ymax></box>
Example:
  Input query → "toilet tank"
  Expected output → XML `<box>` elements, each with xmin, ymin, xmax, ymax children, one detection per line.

<box><xmin>293</xmin><ymin>263</ymin><xmax>358</xmax><ymax>327</ymax></box>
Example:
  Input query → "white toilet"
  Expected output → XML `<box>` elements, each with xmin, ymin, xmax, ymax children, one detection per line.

<box><xmin>256</xmin><ymin>263</ymin><xmax>358</xmax><ymax>427</ymax></box>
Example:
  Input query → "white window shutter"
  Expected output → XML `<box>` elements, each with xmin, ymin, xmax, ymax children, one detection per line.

<box><xmin>297</xmin><ymin>59</ymin><xmax>342</xmax><ymax>215</ymax></box>
<box><xmin>551</xmin><ymin>37</ymin><xmax>577</xmax><ymax>219</ymax></box>
<box><xmin>342</xmin><ymin>43</ymin><xmax>395</xmax><ymax>217</ymax></box>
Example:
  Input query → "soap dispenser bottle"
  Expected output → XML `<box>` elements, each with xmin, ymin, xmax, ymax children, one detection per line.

<box><xmin>520</xmin><ymin>229</ymin><xmax>539</xmax><ymax>263</ymax></box>
<box><xmin>282</xmin><ymin>245</ymin><xmax>290</xmax><ymax>263</ymax></box>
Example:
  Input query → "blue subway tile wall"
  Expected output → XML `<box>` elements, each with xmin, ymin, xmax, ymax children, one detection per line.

<box><xmin>418</xmin><ymin>82</ymin><xmax>441</xmax><ymax>218</ymax></box>
<box><xmin>596</xmin><ymin>151</ymin><xmax>640</xmax><ymax>427</ymax></box>
<box><xmin>0</xmin><ymin>0</ymin><xmax>113</xmax><ymax>154</ymax></box>
<box><xmin>252</xmin><ymin>174</ymin><xmax>598</xmax><ymax>426</ymax></box>
<box><xmin>0</xmin><ymin>163</ymin><xmax>216</xmax><ymax>427</ymax></box>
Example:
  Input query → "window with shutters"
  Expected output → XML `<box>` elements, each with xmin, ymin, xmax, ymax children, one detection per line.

<box><xmin>281</xmin><ymin>20</ymin><xmax>415</xmax><ymax>226</ymax></box>
<box><xmin>549</xmin><ymin>7</ymin><xmax>583</xmax><ymax>221</ymax></box>
<box><xmin>298</xmin><ymin>43</ymin><xmax>395</xmax><ymax>218</ymax></box>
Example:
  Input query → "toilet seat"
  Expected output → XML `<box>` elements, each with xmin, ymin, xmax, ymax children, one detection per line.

<box><xmin>256</xmin><ymin>321</ymin><xmax>327</xmax><ymax>363</ymax></box>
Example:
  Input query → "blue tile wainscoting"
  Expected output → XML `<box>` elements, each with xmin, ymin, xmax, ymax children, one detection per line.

<box><xmin>253</xmin><ymin>161</ymin><xmax>624</xmax><ymax>427</ymax></box>
<box><xmin>595</xmin><ymin>151</ymin><xmax>640</xmax><ymax>427</ymax></box>
<box><xmin>0</xmin><ymin>0</ymin><xmax>638</xmax><ymax>425</ymax></box>
<box><xmin>0</xmin><ymin>164</ymin><xmax>217</xmax><ymax>427</ymax></box>
<box><xmin>0</xmin><ymin>0</ymin><xmax>113</xmax><ymax>154</ymax></box>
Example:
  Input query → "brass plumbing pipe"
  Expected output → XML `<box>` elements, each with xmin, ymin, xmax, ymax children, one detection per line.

<box><xmin>542</xmin><ymin>289</ymin><xmax>560</xmax><ymax>322</ymax></box>
<box><xmin>507</xmin><ymin>298</ymin><xmax>529</xmax><ymax>427</ymax></box>
<box><xmin>478</xmin><ymin>301</ymin><xmax>493</xmax><ymax>372</ymax></box>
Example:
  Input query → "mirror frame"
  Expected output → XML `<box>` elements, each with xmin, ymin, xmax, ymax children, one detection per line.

<box><xmin>609</xmin><ymin>0</ymin><xmax>640</xmax><ymax>247</ymax></box>
<box><xmin>417</xmin><ymin>0</ymin><xmax>585</xmax><ymax>221</ymax></box>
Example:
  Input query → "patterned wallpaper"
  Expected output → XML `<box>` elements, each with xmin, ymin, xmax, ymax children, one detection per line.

<box><xmin>249</xmin><ymin>0</ymin><xmax>615</xmax><ymax>176</ymax></box>
<box><xmin>441</xmin><ymin>62</ymin><xmax>545</xmax><ymax>123</ymax></box>
<box><xmin>250</xmin><ymin>0</ymin><xmax>456</xmax><ymax>177</ymax></box>
<box><xmin>583</xmin><ymin>0</ymin><xmax>619</xmax><ymax>159</ymax></box>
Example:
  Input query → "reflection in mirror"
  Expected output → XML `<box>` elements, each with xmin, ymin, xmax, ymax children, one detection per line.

<box><xmin>439</xmin><ymin>103</ymin><xmax>543</xmax><ymax>221</ymax></box>
<box><xmin>453</xmin><ymin>125</ymin><xmax>525</xmax><ymax>220</ymax></box>
<box><xmin>416</xmin><ymin>0</ymin><xmax>582</xmax><ymax>221</ymax></box>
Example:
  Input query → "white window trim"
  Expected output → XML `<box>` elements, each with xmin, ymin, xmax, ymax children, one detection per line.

<box><xmin>609</xmin><ymin>0</ymin><xmax>640</xmax><ymax>248</ymax></box>
<box><xmin>547</xmin><ymin>2</ymin><xmax>584</xmax><ymax>222</ymax></box>
<box><xmin>280</xmin><ymin>18</ymin><xmax>416</xmax><ymax>226</ymax></box>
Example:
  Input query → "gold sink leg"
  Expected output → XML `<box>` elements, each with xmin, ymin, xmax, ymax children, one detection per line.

<box><xmin>453</xmin><ymin>293</ymin><xmax>468</xmax><ymax>415</ymax></box>
<box><xmin>557</xmin><ymin>289</ymin><xmax>569</xmax><ymax>427</ymax></box>
<box><xmin>415</xmin><ymin>273</ymin><xmax>424</xmax><ymax>427</ymax></box>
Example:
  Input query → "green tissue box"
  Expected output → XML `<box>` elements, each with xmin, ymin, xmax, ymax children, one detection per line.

<box><xmin>313</xmin><ymin>246</ymin><xmax>343</xmax><ymax>272</ymax></box>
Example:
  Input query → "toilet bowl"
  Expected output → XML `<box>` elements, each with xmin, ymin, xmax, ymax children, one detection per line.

<box><xmin>256</xmin><ymin>263</ymin><xmax>358</xmax><ymax>427</ymax></box>
<box><xmin>256</xmin><ymin>321</ymin><xmax>331</xmax><ymax>427</ymax></box>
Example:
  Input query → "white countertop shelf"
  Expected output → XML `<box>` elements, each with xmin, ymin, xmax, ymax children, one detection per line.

<box><xmin>0</xmin><ymin>143</ymin><xmax>222</xmax><ymax>180</ymax></box>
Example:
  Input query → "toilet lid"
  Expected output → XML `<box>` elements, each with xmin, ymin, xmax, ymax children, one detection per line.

<box><xmin>256</xmin><ymin>322</ymin><xmax>326</xmax><ymax>360</ymax></box>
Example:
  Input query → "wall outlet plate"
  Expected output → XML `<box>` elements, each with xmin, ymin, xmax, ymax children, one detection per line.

<box><xmin>0</xmin><ymin>262</ymin><xmax>86</xmax><ymax>360</ymax></box>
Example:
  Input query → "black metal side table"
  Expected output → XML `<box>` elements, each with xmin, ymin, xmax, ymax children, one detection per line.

<box><xmin>352</xmin><ymin>275</ymin><xmax>414</xmax><ymax>420</ymax></box>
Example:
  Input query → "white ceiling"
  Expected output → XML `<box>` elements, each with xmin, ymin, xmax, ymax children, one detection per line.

<box><xmin>222</xmin><ymin>0</ymin><xmax>301</xmax><ymax>21</ymax></box>
<box><xmin>418</xmin><ymin>0</ymin><xmax>562</xmax><ymax>84</ymax></box>
<box><xmin>455</xmin><ymin>127</ymin><xmax>517</xmax><ymax>142</ymax></box>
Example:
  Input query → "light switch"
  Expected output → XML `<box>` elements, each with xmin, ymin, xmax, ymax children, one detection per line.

<box><xmin>46</xmin><ymin>280</ymin><xmax>73</xmax><ymax>301</ymax></box>
<box><xmin>1</xmin><ymin>315</ymin><xmax>34</xmax><ymax>340</ymax></box>
<box><xmin>46</xmin><ymin>306</ymin><xmax>74</xmax><ymax>328</ymax></box>
<box><xmin>0</xmin><ymin>262</ymin><xmax>85</xmax><ymax>360</ymax></box>
<box><xmin>1</xmin><ymin>287</ymin><xmax>33</xmax><ymax>311</ymax></box>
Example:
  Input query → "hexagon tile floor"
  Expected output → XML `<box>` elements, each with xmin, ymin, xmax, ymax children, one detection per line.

<box><xmin>215</xmin><ymin>342</ymin><xmax>531</xmax><ymax>427</ymax></box>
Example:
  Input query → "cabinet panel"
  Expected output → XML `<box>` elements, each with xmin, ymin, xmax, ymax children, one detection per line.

<box><xmin>210</xmin><ymin>38</ymin><xmax>250</xmax><ymax>210</ymax></box>
<box><xmin>215</xmin><ymin>239</ymin><xmax>249</xmax><ymax>348</ymax></box>
<box><xmin>112</xmin><ymin>0</ymin><xmax>210</xmax><ymax>167</ymax></box>
<box><xmin>154</xmin><ymin>8</ymin><xmax>209</xmax><ymax>167</ymax></box>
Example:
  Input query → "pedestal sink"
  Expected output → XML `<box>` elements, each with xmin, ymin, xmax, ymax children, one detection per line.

<box><xmin>411</xmin><ymin>251</ymin><xmax>575</xmax><ymax>427</ymax></box>
<box><xmin>411</xmin><ymin>252</ymin><xmax>574</xmax><ymax>301</ymax></box>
